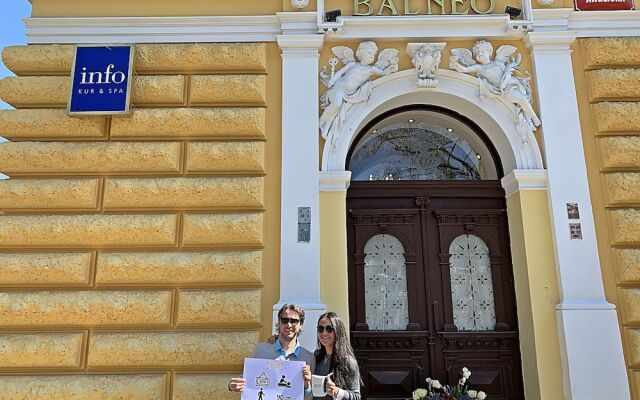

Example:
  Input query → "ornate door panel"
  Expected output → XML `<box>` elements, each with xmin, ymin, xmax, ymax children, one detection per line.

<box><xmin>347</xmin><ymin>181</ymin><xmax>524</xmax><ymax>400</ymax></box>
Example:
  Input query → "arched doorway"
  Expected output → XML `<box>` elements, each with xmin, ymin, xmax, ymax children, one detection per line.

<box><xmin>346</xmin><ymin>106</ymin><xmax>524</xmax><ymax>399</ymax></box>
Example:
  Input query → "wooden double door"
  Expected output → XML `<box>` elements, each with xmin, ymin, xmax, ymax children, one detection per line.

<box><xmin>347</xmin><ymin>181</ymin><xmax>524</xmax><ymax>400</ymax></box>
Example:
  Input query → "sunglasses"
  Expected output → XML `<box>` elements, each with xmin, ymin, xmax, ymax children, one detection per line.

<box><xmin>317</xmin><ymin>325</ymin><xmax>335</xmax><ymax>333</ymax></box>
<box><xmin>280</xmin><ymin>317</ymin><xmax>300</xmax><ymax>325</ymax></box>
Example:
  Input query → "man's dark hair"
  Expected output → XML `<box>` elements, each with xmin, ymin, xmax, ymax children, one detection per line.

<box><xmin>274</xmin><ymin>303</ymin><xmax>306</xmax><ymax>334</ymax></box>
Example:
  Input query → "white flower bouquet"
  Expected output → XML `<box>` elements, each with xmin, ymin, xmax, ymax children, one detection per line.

<box><xmin>412</xmin><ymin>368</ymin><xmax>486</xmax><ymax>400</ymax></box>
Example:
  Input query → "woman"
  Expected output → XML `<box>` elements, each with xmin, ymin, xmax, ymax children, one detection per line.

<box><xmin>314</xmin><ymin>312</ymin><xmax>361</xmax><ymax>400</ymax></box>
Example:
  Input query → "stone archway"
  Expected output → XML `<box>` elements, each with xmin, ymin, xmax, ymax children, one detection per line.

<box><xmin>321</xmin><ymin>69</ymin><xmax>544</xmax><ymax>174</ymax></box>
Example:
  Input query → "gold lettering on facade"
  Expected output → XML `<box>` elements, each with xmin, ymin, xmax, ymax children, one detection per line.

<box><xmin>378</xmin><ymin>0</ymin><xmax>399</xmax><ymax>15</ymax></box>
<box><xmin>427</xmin><ymin>0</ymin><xmax>446</xmax><ymax>14</ymax></box>
<box><xmin>404</xmin><ymin>0</ymin><xmax>420</xmax><ymax>14</ymax></box>
<box><xmin>352</xmin><ymin>0</ymin><xmax>497</xmax><ymax>15</ymax></box>
<box><xmin>450</xmin><ymin>0</ymin><xmax>469</xmax><ymax>14</ymax></box>
<box><xmin>470</xmin><ymin>0</ymin><xmax>495</xmax><ymax>13</ymax></box>
<box><xmin>354</xmin><ymin>0</ymin><xmax>374</xmax><ymax>15</ymax></box>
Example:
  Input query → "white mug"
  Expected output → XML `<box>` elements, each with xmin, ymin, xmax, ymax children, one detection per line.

<box><xmin>311</xmin><ymin>373</ymin><xmax>332</xmax><ymax>397</ymax></box>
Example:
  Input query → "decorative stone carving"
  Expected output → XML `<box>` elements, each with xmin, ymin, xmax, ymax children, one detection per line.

<box><xmin>406</xmin><ymin>43</ymin><xmax>446</xmax><ymax>88</ymax></box>
<box><xmin>291</xmin><ymin>0</ymin><xmax>310</xmax><ymax>8</ymax></box>
<box><xmin>319</xmin><ymin>41</ymin><xmax>399</xmax><ymax>144</ymax></box>
<box><xmin>450</xmin><ymin>40</ymin><xmax>541</xmax><ymax>135</ymax></box>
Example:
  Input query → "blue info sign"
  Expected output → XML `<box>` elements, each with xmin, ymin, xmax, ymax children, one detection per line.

<box><xmin>68</xmin><ymin>45</ymin><xmax>134</xmax><ymax>115</ymax></box>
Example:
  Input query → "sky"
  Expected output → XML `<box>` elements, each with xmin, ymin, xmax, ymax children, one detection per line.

<box><xmin>0</xmin><ymin>0</ymin><xmax>32</xmax><ymax>110</ymax></box>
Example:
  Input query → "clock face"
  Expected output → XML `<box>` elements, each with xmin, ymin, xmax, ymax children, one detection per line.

<box><xmin>291</xmin><ymin>0</ymin><xmax>309</xmax><ymax>8</ymax></box>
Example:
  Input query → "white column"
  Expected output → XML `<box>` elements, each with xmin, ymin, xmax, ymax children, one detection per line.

<box><xmin>275</xmin><ymin>34</ymin><xmax>326</xmax><ymax>351</ymax></box>
<box><xmin>526</xmin><ymin>31</ymin><xmax>630</xmax><ymax>399</ymax></box>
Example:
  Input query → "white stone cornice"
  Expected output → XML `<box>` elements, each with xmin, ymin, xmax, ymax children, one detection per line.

<box><xmin>532</xmin><ymin>9</ymin><xmax>640</xmax><ymax>38</ymax></box>
<box><xmin>501</xmin><ymin>169</ymin><xmax>548</xmax><ymax>198</ymax></box>
<box><xmin>24</xmin><ymin>14</ymin><xmax>318</xmax><ymax>44</ymax></box>
<box><xmin>525</xmin><ymin>30</ymin><xmax>577</xmax><ymax>52</ymax></box>
<box><xmin>319</xmin><ymin>171</ymin><xmax>352</xmax><ymax>192</ymax></box>
<box><xmin>276</xmin><ymin>12</ymin><xmax>318</xmax><ymax>35</ymax></box>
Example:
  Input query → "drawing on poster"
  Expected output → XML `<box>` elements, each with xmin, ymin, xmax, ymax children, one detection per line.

<box><xmin>256</xmin><ymin>372</ymin><xmax>270</xmax><ymax>387</ymax></box>
<box><xmin>278</xmin><ymin>375</ymin><xmax>291</xmax><ymax>388</ymax></box>
<box><xmin>242</xmin><ymin>358</ymin><xmax>304</xmax><ymax>400</ymax></box>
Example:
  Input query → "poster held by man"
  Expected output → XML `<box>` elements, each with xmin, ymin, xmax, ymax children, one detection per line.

<box><xmin>242</xmin><ymin>358</ymin><xmax>305</xmax><ymax>400</ymax></box>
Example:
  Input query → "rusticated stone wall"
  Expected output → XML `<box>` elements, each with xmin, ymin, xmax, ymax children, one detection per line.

<box><xmin>0</xmin><ymin>43</ymin><xmax>275</xmax><ymax>400</ymax></box>
<box><xmin>581</xmin><ymin>37</ymin><xmax>640</xmax><ymax>397</ymax></box>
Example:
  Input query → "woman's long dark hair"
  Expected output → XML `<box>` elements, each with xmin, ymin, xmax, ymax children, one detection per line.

<box><xmin>314</xmin><ymin>312</ymin><xmax>362</xmax><ymax>388</ymax></box>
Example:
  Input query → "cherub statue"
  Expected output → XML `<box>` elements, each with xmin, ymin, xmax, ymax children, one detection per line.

<box><xmin>450</xmin><ymin>40</ymin><xmax>541</xmax><ymax>133</ymax></box>
<box><xmin>319</xmin><ymin>41</ymin><xmax>399</xmax><ymax>142</ymax></box>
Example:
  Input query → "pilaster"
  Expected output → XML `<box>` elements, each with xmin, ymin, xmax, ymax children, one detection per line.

<box><xmin>526</xmin><ymin>31</ymin><xmax>630</xmax><ymax>400</ymax></box>
<box><xmin>275</xmin><ymin>34</ymin><xmax>326</xmax><ymax>351</ymax></box>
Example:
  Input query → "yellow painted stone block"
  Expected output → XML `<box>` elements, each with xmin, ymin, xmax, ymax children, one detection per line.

<box><xmin>190</xmin><ymin>75</ymin><xmax>266</xmax><ymax>105</ymax></box>
<box><xmin>613</xmin><ymin>249</ymin><xmax>640</xmax><ymax>283</ymax></box>
<box><xmin>598</xmin><ymin>137</ymin><xmax>640</xmax><ymax>170</ymax></box>
<box><xmin>0</xmin><ymin>76</ymin><xmax>68</xmax><ymax>106</ymax></box>
<box><xmin>619</xmin><ymin>288</ymin><xmax>640</xmax><ymax>324</ymax></box>
<box><xmin>0</xmin><ymin>290</ymin><xmax>172</xmax><ymax>326</ymax></box>
<box><xmin>0</xmin><ymin>253</ymin><xmax>92</xmax><ymax>286</ymax></box>
<box><xmin>0</xmin><ymin>375</ymin><xmax>167</xmax><ymax>400</ymax></box>
<box><xmin>87</xmin><ymin>331</ymin><xmax>259</xmax><ymax>367</ymax></box>
<box><xmin>96</xmin><ymin>251</ymin><xmax>262</xmax><ymax>285</ymax></box>
<box><xmin>0</xmin><ymin>141</ymin><xmax>182</xmax><ymax>175</ymax></box>
<box><xmin>173</xmin><ymin>374</ymin><xmax>237</xmax><ymax>400</ymax></box>
<box><xmin>182</xmin><ymin>213</ymin><xmax>264</xmax><ymax>246</ymax></box>
<box><xmin>0</xmin><ymin>332</ymin><xmax>84</xmax><ymax>368</ymax></box>
<box><xmin>0</xmin><ymin>109</ymin><xmax>105</xmax><ymax>139</ymax></box>
<box><xmin>603</xmin><ymin>173</ymin><xmax>640</xmax><ymax>205</ymax></box>
<box><xmin>186</xmin><ymin>141</ymin><xmax>265</xmax><ymax>173</ymax></box>
<box><xmin>177</xmin><ymin>289</ymin><xmax>261</xmax><ymax>325</ymax></box>
<box><xmin>133</xmin><ymin>75</ymin><xmax>185</xmax><ymax>105</ymax></box>
<box><xmin>594</xmin><ymin>102</ymin><xmax>640</xmax><ymax>132</ymax></box>
<box><xmin>0</xmin><ymin>75</ymin><xmax>186</xmax><ymax>106</ymax></box>
<box><xmin>609</xmin><ymin>209</ymin><xmax>640</xmax><ymax>245</ymax></box>
<box><xmin>1</xmin><ymin>45</ymin><xmax>74</xmax><ymax>75</ymax></box>
<box><xmin>110</xmin><ymin>108</ymin><xmax>265</xmax><ymax>139</ymax></box>
<box><xmin>103</xmin><ymin>177</ymin><xmax>264</xmax><ymax>209</ymax></box>
<box><xmin>135</xmin><ymin>43</ymin><xmax>267</xmax><ymax>73</ymax></box>
<box><xmin>626</xmin><ymin>328</ymin><xmax>640</xmax><ymax>365</ymax></box>
<box><xmin>587</xmin><ymin>69</ymin><xmax>640</xmax><ymax>101</ymax></box>
<box><xmin>632</xmin><ymin>370</ymin><xmax>640</xmax><ymax>399</ymax></box>
<box><xmin>0</xmin><ymin>214</ymin><xmax>178</xmax><ymax>247</ymax></box>
<box><xmin>0</xmin><ymin>178</ymin><xmax>100</xmax><ymax>210</ymax></box>
<box><xmin>583</xmin><ymin>38</ymin><xmax>640</xmax><ymax>69</ymax></box>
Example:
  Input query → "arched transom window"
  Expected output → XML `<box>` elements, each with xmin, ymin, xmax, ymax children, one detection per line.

<box><xmin>349</xmin><ymin>110</ymin><xmax>498</xmax><ymax>181</ymax></box>
<box><xmin>364</xmin><ymin>234</ymin><xmax>409</xmax><ymax>331</ymax></box>
<box><xmin>449</xmin><ymin>234</ymin><xmax>496</xmax><ymax>331</ymax></box>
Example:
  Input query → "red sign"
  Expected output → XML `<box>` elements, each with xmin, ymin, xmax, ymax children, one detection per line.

<box><xmin>575</xmin><ymin>0</ymin><xmax>634</xmax><ymax>11</ymax></box>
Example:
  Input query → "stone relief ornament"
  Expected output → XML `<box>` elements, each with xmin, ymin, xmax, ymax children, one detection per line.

<box><xmin>319</xmin><ymin>41</ymin><xmax>399</xmax><ymax>144</ymax></box>
<box><xmin>406</xmin><ymin>43</ymin><xmax>446</xmax><ymax>88</ymax></box>
<box><xmin>450</xmin><ymin>40</ymin><xmax>541</xmax><ymax>135</ymax></box>
<box><xmin>291</xmin><ymin>0</ymin><xmax>310</xmax><ymax>8</ymax></box>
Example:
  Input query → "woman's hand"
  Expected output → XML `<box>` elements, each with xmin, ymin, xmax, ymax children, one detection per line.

<box><xmin>265</xmin><ymin>334</ymin><xmax>278</xmax><ymax>344</ymax></box>
<box><xmin>228</xmin><ymin>377</ymin><xmax>246</xmax><ymax>392</ymax></box>
<box><xmin>302</xmin><ymin>364</ymin><xmax>311</xmax><ymax>388</ymax></box>
<box><xmin>325</xmin><ymin>375</ymin><xmax>340</xmax><ymax>398</ymax></box>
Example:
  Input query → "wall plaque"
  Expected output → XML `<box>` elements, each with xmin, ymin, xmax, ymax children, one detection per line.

<box><xmin>575</xmin><ymin>0</ymin><xmax>633</xmax><ymax>11</ymax></box>
<box><xmin>68</xmin><ymin>45</ymin><xmax>134</xmax><ymax>115</ymax></box>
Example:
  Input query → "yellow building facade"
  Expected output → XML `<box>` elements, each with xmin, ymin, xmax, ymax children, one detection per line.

<box><xmin>0</xmin><ymin>0</ymin><xmax>638</xmax><ymax>399</ymax></box>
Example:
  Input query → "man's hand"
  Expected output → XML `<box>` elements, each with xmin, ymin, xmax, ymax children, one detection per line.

<box><xmin>228</xmin><ymin>377</ymin><xmax>246</xmax><ymax>392</ymax></box>
<box><xmin>325</xmin><ymin>375</ymin><xmax>340</xmax><ymax>398</ymax></box>
<box><xmin>302</xmin><ymin>364</ymin><xmax>311</xmax><ymax>388</ymax></box>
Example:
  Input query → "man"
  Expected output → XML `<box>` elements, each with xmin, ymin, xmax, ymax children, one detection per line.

<box><xmin>228</xmin><ymin>304</ymin><xmax>315</xmax><ymax>398</ymax></box>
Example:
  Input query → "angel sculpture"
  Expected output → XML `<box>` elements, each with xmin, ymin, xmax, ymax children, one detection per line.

<box><xmin>450</xmin><ymin>40</ymin><xmax>541</xmax><ymax>133</ymax></box>
<box><xmin>319</xmin><ymin>41</ymin><xmax>399</xmax><ymax>142</ymax></box>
